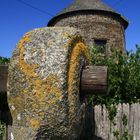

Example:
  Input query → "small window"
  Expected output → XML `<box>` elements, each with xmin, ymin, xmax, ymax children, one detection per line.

<box><xmin>94</xmin><ymin>39</ymin><xmax>107</xmax><ymax>54</ymax></box>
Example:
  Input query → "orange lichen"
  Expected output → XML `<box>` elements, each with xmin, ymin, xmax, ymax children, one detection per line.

<box><xmin>18</xmin><ymin>32</ymin><xmax>38</xmax><ymax>78</ymax></box>
<box><xmin>30</xmin><ymin>118</ymin><xmax>40</xmax><ymax>129</ymax></box>
<box><xmin>68</xmin><ymin>41</ymin><xmax>88</xmax><ymax>113</ymax></box>
<box><xmin>68</xmin><ymin>42</ymin><xmax>87</xmax><ymax>94</ymax></box>
<box><xmin>16</xmin><ymin>32</ymin><xmax>62</xmax><ymax>129</ymax></box>
<box><xmin>23</xmin><ymin>74</ymin><xmax>61</xmax><ymax>129</ymax></box>
<box><xmin>33</xmin><ymin>75</ymin><xmax>61</xmax><ymax>107</ymax></box>
<box><xmin>39</xmin><ymin>112</ymin><xmax>45</xmax><ymax>116</ymax></box>
<box><xmin>12</xmin><ymin>30</ymin><xmax>88</xmax><ymax>131</ymax></box>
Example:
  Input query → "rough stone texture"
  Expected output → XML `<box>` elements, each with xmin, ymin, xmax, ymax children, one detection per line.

<box><xmin>7</xmin><ymin>27</ymin><xmax>88</xmax><ymax>140</ymax></box>
<box><xmin>49</xmin><ymin>13</ymin><xmax>126</xmax><ymax>53</ymax></box>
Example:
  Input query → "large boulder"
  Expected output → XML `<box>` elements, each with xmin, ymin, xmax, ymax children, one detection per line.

<box><xmin>7</xmin><ymin>27</ymin><xmax>88</xmax><ymax>140</ymax></box>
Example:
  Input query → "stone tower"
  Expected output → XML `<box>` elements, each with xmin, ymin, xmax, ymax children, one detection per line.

<box><xmin>48</xmin><ymin>0</ymin><xmax>128</xmax><ymax>54</ymax></box>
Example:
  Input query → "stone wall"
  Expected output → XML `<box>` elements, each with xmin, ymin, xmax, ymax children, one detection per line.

<box><xmin>51</xmin><ymin>13</ymin><xmax>126</xmax><ymax>53</ymax></box>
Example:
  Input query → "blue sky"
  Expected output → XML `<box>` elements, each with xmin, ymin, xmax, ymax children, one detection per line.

<box><xmin>0</xmin><ymin>0</ymin><xmax>140</xmax><ymax>57</ymax></box>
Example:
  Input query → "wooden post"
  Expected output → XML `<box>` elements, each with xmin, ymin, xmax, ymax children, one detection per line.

<box><xmin>0</xmin><ymin>65</ymin><xmax>8</xmax><ymax>92</ymax></box>
<box><xmin>81</xmin><ymin>66</ymin><xmax>108</xmax><ymax>95</ymax></box>
<box><xmin>0</xmin><ymin>65</ymin><xmax>108</xmax><ymax>95</ymax></box>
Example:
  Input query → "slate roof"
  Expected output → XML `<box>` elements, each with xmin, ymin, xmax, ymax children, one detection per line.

<box><xmin>59</xmin><ymin>0</ymin><xmax>114</xmax><ymax>14</ymax></box>
<box><xmin>48</xmin><ymin>0</ymin><xmax>128</xmax><ymax>29</ymax></box>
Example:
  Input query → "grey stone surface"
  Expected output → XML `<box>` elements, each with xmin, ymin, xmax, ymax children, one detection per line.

<box><xmin>7</xmin><ymin>27</ymin><xmax>88</xmax><ymax>140</ymax></box>
<box><xmin>50</xmin><ymin>13</ymin><xmax>126</xmax><ymax>53</ymax></box>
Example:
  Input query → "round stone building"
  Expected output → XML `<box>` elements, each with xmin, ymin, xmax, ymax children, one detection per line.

<box><xmin>48</xmin><ymin>0</ymin><xmax>128</xmax><ymax>54</ymax></box>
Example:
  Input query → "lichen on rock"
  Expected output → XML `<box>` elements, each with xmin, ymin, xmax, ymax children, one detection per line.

<box><xmin>7</xmin><ymin>27</ymin><xmax>88</xmax><ymax>140</ymax></box>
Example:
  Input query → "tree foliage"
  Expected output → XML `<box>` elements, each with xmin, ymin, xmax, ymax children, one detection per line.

<box><xmin>89</xmin><ymin>45</ymin><xmax>140</xmax><ymax>106</ymax></box>
<box><xmin>0</xmin><ymin>56</ymin><xmax>10</xmax><ymax>64</ymax></box>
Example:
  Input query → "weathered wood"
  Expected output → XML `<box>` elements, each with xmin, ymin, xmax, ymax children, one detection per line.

<box><xmin>0</xmin><ymin>65</ymin><xmax>8</xmax><ymax>92</ymax></box>
<box><xmin>94</xmin><ymin>103</ymin><xmax>140</xmax><ymax>140</ymax></box>
<box><xmin>81</xmin><ymin>66</ymin><xmax>108</xmax><ymax>95</ymax></box>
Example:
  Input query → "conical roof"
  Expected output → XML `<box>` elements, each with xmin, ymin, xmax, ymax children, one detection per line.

<box><xmin>60</xmin><ymin>0</ymin><xmax>114</xmax><ymax>14</ymax></box>
<box><xmin>48</xmin><ymin>0</ymin><xmax>128</xmax><ymax>29</ymax></box>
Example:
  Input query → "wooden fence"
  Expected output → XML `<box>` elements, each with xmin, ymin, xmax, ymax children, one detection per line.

<box><xmin>94</xmin><ymin>103</ymin><xmax>140</xmax><ymax>140</ymax></box>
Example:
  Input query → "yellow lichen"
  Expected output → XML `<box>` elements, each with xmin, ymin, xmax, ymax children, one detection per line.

<box><xmin>16</xmin><ymin>32</ymin><xmax>62</xmax><ymax>129</ymax></box>
<box><xmin>28</xmin><ymin>74</ymin><xmax>61</xmax><ymax>128</ymax></box>
<box><xmin>12</xmin><ymin>30</ymin><xmax>88</xmax><ymax>130</ymax></box>
<box><xmin>18</xmin><ymin>32</ymin><xmax>38</xmax><ymax>78</ymax></box>
<box><xmin>9</xmin><ymin>96</ymin><xmax>24</xmax><ymax>119</ymax></box>
<box><xmin>68</xmin><ymin>42</ymin><xmax>87</xmax><ymax>94</ymax></box>
<box><xmin>39</xmin><ymin>112</ymin><xmax>45</xmax><ymax>116</ymax></box>
<box><xmin>68</xmin><ymin>41</ymin><xmax>88</xmax><ymax>113</ymax></box>
<box><xmin>30</xmin><ymin>118</ymin><xmax>40</xmax><ymax>129</ymax></box>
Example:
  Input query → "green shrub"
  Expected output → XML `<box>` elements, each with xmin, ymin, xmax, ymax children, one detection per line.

<box><xmin>89</xmin><ymin>45</ymin><xmax>140</xmax><ymax>106</ymax></box>
<box><xmin>88</xmin><ymin>45</ymin><xmax>140</xmax><ymax>139</ymax></box>
<box><xmin>0</xmin><ymin>121</ymin><xmax>5</xmax><ymax>140</ymax></box>
<box><xmin>0</xmin><ymin>56</ymin><xmax>10</xmax><ymax>64</ymax></box>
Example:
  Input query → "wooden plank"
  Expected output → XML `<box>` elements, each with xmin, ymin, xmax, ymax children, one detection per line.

<box><xmin>93</xmin><ymin>104</ymin><xmax>140</xmax><ymax>140</ymax></box>
<box><xmin>138</xmin><ymin>103</ymin><xmax>140</xmax><ymax>139</ymax></box>
<box><xmin>122</xmin><ymin>103</ymin><xmax>129</xmax><ymax>136</ymax></box>
<box><xmin>129</xmin><ymin>104</ymin><xmax>134</xmax><ymax>137</ymax></box>
<box><xmin>94</xmin><ymin>105</ymin><xmax>102</xmax><ymax>137</ymax></box>
<box><xmin>0</xmin><ymin>65</ymin><xmax>8</xmax><ymax>92</ymax></box>
<box><xmin>102</xmin><ymin>105</ymin><xmax>109</xmax><ymax>140</ymax></box>
<box><xmin>135</xmin><ymin>103</ymin><xmax>139</xmax><ymax>139</ymax></box>
<box><xmin>133</xmin><ymin>103</ymin><xmax>138</xmax><ymax>140</ymax></box>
